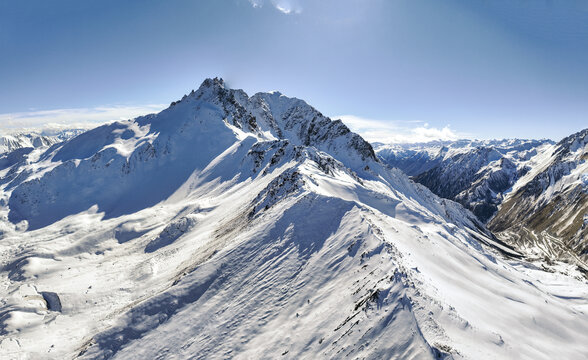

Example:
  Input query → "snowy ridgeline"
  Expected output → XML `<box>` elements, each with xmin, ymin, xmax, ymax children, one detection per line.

<box><xmin>0</xmin><ymin>78</ymin><xmax>587</xmax><ymax>359</ymax></box>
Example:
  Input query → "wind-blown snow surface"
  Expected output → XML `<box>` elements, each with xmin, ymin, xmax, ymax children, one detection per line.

<box><xmin>1</xmin><ymin>79</ymin><xmax>587</xmax><ymax>359</ymax></box>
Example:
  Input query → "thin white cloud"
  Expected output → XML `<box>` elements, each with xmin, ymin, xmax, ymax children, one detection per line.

<box><xmin>335</xmin><ymin>114</ymin><xmax>464</xmax><ymax>144</ymax></box>
<box><xmin>0</xmin><ymin>105</ymin><xmax>165</xmax><ymax>135</ymax></box>
<box><xmin>249</xmin><ymin>0</ymin><xmax>263</xmax><ymax>8</ymax></box>
<box><xmin>248</xmin><ymin>0</ymin><xmax>302</xmax><ymax>14</ymax></box>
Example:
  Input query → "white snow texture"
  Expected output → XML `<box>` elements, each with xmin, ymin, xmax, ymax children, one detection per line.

<box><xmin>0</xmin><ymin>78</ymin><xmax>587</xmax><ymax>360</ymax></box>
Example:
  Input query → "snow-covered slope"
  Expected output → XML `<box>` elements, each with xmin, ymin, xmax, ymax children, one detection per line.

<box><xmin>1</xmin><ymin>79</ymin><xmax>587</xmax><ymax>360</ymax></box>
<box><xmin>489</xmin><ymin>128</ymin><xmax>588</xmax><ymax>267</ymax></box>
<box><xmin>376</xmin><ymin>139</ymin><xmax>553</xmax><ymax>222</ymax></box>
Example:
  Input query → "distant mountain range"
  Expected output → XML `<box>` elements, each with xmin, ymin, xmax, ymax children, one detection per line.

<box><xmin>375</xmin><ymin>139</ymin><xmax>554</xmax><ymax>222</ymax></box>
<box><xmin>0</xmin><ymin>130</ymin><xmax>86</xmax><ymax>154</ymax></box>
<box><xmin>0</xmin><ymin>133</ymin><xmax>58</xmax><ymax>154</ymax></box>
<box><xmin>489</xmin><ymin>129</ymin><xmax>588</xmax><ymax>265</ymax></box>
<box><xmin>376</xmin><ymin>131</ymin><xmax>588</xmax><ymax>269</ymax></box>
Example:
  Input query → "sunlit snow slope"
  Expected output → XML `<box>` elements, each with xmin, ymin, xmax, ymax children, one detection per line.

<box><xmin>1</xmin><ymin>79</ymin><xmax>587</xmax><ymax>360</ymax></box>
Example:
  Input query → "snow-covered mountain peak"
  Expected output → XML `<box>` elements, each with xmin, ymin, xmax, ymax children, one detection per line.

<box><xmin>190</xmin><ymin>77</ymin><xmax>229</xmax><ymax>98</ymax></box>
<box><xmin>168</xmin><ymin>79</ymin><xmax>377</xmax><ymax>170</ymax></box>
<box><xmin>200</xmin><ymin>76</ymin><xmax>226</xmax><ymax>89</ymax></box>
<box><xmin>2</xmin><ymin>81</ymin><xmax>588</xmax><ymax>360</ymax></box>
<box><xmin>4</xmin><ymin>80</ymin><xmax>382</xmax><ymax>230</ymax></box>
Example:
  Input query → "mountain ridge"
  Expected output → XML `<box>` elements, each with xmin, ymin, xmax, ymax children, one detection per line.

<box><xmin>1</xmin><ymin>79</ymin><xmax>587</xmax><ymax>359</ymax></box>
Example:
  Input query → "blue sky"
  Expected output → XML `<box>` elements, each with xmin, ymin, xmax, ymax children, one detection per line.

<box><xmin>1</xmin><ymin>0</ymin><xmax>587</xmax><ymax>142</ymax></box>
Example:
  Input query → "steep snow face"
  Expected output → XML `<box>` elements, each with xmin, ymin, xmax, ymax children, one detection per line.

<box><xmin>1</xmin><ymin>79</ymin><xmax>587</xmax><ymax>360</ymax></box>
<box><xmin>375</xmin><ymin>139</ymin><xmax>553</xmax><ymax>223</ymax></box>
<box><xmin>7</xmin><ymin>110</ymin><xmax>237</xmax><ymax>229</ymax></box>
<box><xmin>7</xmin><ymin>78</ymin><xmax>379</xmax><ymax>230</ymax></box>
<box><xmin>490</xmin><ymin>128</ymin><xmax>588</xmax><ymax>266</ymax></box>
